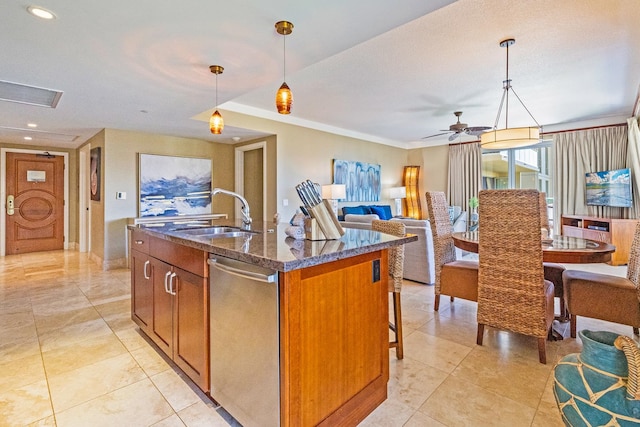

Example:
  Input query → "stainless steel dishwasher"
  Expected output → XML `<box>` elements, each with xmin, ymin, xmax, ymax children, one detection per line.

<box><xmin>208</xmin><ymin>255</ymin><xmax>280</xmax><ymax>427</ymax></box>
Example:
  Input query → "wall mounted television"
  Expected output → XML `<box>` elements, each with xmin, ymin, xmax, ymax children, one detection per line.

<box><xmin>585</xmin><ymin>168</ymin><xmax>633</xmax><ymax>207</ymax></box>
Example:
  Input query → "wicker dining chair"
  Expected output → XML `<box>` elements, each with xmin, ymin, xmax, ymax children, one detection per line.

<box><xmin>476</xmin><ymin>189</ymin><xmax>555</xmax><ymax>364</ymax></box>
<box><xmin>563</xmin><ymin>222</ymin><xmax>640</xmax><ymax>338</ymax></box>
<box><xmin>371</xmin><ymin>219</ymin><xmax>406</xmax><ymax>359</ymax></box>
<box><xmin>539</xmin><ymin>192</ymin><xmax>567</xmax><ymax>321</ymax></box>
<box><xmin>425</xmin><ymin>191</ymin><xmax>478</xmax><ymax>311</ymax></box>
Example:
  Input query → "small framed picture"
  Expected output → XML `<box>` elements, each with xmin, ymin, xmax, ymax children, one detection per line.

<box><xmin>90</xmin><ymin>147</ymin><xmax>101</xmax><ymax>201</ymax></box>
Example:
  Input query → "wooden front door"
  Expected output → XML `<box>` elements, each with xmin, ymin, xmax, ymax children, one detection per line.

<box><xmin>6</xmin><ymin>152</ymin><xmax>64</xmax><ymax>255</ymax></box>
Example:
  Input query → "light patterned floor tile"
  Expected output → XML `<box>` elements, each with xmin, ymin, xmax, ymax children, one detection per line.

<box><xmin>403</xmin><ymin>330</ymin><xmax>473</xmax><ymax>373</ymax></box>
<box><xmin>0</xmin><ymin>379</ymin><xmax>53</xmax><ymax>426</ymax></box>
<box><xmin>151</xmin><ymin>369</ymin><xmax>202</xmax><ymax>412</ymax></box>
<box><xmin>48</xmin><ymin>352</ymin><xmax>147</xmax><ymax>412</ymax></box>
<box><xmin>177</xmin><ymin>400</ymin><xmax>232</xmax><ymax>427</ymax></box>
<box><xmin>419</xmin><ymin>376</ymin><xmax>536</xmax><ymax>426</ymax></box>
<box><xmin>54</xmin><ymin>378</ymin><xmax>174</xmax><ymax>427</ymax></box>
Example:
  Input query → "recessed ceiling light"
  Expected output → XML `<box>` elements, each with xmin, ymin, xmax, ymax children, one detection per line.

<box><xmin>24</xmin><ymin>136</ymin><xmax>33</xmax><ymax>141</ymax></box>
<box><xmin>27</xmin><ymin>123</ymin><xmax>38</xmax><ymax>128</ymax></box>
<box><xmin>27</xmin><ymin>6</ymin><xmax>56</xmax><ymax>20</ymax></box>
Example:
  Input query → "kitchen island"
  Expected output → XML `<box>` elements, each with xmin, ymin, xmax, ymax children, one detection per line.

<box><xmin>129</xmin><ymin>219</ymin><xmax>415</xmax><ymax>427</ymax></box>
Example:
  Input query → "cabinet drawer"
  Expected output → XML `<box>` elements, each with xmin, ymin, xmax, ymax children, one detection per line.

<box><xmin>131</xmin><ymin>229</ymin><xmax>150</xmax><ymax>254</ymax></box>
<box><xmin>150</xmin><ymin>238</ymin><xmax>208</xmax><ymax>277</ymax></box>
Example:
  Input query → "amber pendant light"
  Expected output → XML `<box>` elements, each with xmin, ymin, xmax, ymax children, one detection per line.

<box><xmin>209</xmin><ymin>65</ymin><xmax>224</xmax><ymax>134</ymax></box>
<box><xmin>275</xmin><ymin>20</ymin><xmax>293</xmax><ymax>114</ymax></box>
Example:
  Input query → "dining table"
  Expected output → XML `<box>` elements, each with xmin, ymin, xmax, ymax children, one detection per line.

<box><xmin>451</xmin><ymin>231</ymin><xmax>616</xmax><ymax>264</ymax></box>
<box><xmin>451</xmin><ymin>231</ymin><xmax>616</xmax><ymax>341</ymax></box>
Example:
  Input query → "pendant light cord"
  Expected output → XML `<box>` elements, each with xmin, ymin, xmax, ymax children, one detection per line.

<box><xmin>491</xmin><ymin>39</ymin><xmax>541</xmax><ymax>130</ymax></box>
<box><xmin>283</xmin><ymin>33</ymin><xmax>286</xmax><ymax>82</ymax></box>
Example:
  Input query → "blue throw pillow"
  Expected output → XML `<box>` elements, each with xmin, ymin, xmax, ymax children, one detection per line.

<box><xmin>371</xmin><ymin>205</ymin><xmax>392</xmax><ymax>220</ymax></box>
<box><xmin>360</xmin><ymin>205</ymin><xmax>373</xmax><ymax>214</ymax></box>
<box><xmin>342</xmin><ymin>206</ymin><xmax>366</xmax><ymax>216</ymax></box>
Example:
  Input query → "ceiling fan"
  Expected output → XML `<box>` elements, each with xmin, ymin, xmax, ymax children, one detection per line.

<box><xmin>422</xmin><ymin>111</ymin><xmax>491</xmax><ymax>141</ymax></box>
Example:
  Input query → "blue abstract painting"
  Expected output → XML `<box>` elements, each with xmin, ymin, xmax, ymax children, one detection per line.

<box><xmin>333</xmin><ymin>159</ymin><xmax>381</xmax><ymax>202</ymax></box>
<box><xmin>139</xmin><ymin>154</ymin><xmax>212</xmax><ymax>217</ymax></box>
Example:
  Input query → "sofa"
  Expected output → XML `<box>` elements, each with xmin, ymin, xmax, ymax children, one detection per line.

<box><xmin>339</xmin><ymin>205</ymin><xmax>468</xmax><ymax>285</ymax></box>
<box><xmin>340</xmin><ymin>213</ymin><xmax>436</xmax><ymax>284</ymax></box>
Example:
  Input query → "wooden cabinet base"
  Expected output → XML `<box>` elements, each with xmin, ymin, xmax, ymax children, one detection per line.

<box><xmin>561</xmin><ymin>215</ymin><xmax>638</xmax><ymax>265</ymax></box>
<box><xmin>279</xmin><ymin>251</ymin><xmax>389</xmax><ymax>426</ymax></box>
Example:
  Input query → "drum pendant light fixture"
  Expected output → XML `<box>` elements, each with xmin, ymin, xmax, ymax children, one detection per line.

<box><xmin>275</xmin><ymin>20</ymin><xmax>294</xmax><ymax>114</ymax></box>
<box><xmin>480</xmin><ymin>39</ymin><xmax>541</xmax><ymax>149</ymax></box>
<box><xmin>209</xmin><ymin>65</ymin><xmax>224</xmax><ymax>134</ymax></box>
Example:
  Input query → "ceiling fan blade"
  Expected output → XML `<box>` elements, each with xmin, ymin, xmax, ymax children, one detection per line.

<box><xmin>465</xmin><ymin>126</ymin><xmax>492</xmax><ymax>136</ymax></box>
<box><xmin>422</xmin><ymin>132</ymin><xmax>451</xmax><ymax>140</ymax></box>
<box><xmin>448</xmin><ymin>133</ymin><xmax>461</xmax><ymax>141</ymax></box>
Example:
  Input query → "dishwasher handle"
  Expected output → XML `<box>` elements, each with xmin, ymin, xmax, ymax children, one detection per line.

<box><xmin>208</xmin><ymin>258</ymin><xmax>277</xmax><ymax>283</ymax></box>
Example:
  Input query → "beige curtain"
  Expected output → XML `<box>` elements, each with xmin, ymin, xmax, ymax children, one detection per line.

<box><xmin>552</xmin><ymin>126</ymin><xmax>629</xmax><ymax>227</ymax></box>
<box><xmin>628</xmin><ymin>116</ymin><xmax>640</xmax><ymax>219</ymax></box>
<box><xmin>448</xmin><ymin>142</ymin><xmax>482</xmax><ymax>211</ymax></box>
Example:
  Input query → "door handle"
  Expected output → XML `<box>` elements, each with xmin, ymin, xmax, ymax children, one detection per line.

<box><xmin>143</xmin><ymin>260</ymin><xmax>150</xmax><ymax>280</ymax></box>
<box><xmin>169</xmin><ymin>272</ymin><xmax>177</xmax><ymax>296</ymax></box>
<box><xmin>164</xmin><ymin>271</ymin><xmax>171</xmax><ymax>293</ymax></box>
<box><xmin>6</xmin><ymin>195</ymin><xmax>14</xmax><ymax>215</ymax></box>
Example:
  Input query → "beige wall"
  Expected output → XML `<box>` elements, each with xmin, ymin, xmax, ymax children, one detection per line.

<box><xmin>96</xmin><ymin>129</ymin><xmax>235</xmax><ymax>266</ymax></box>
<box><xmin>85</xmin><ymin>131</ymin><xmax>105</xmax><ymax>261</ymax></box>
<box><xmin>223</xmin><ymin>111</ymin><xmax>411</xmax><ymax>221</ymax></box>
<box><xmin>407</xmin><ymin>145</ymin><xmax>449</xmax><ymax>218</ymax></box>
<box><xmin>1</xmin><ymin>118</ymin><xmax>456</xmax><ymax>265</ymax></box>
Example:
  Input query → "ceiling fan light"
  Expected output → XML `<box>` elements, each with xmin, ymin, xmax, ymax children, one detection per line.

<box><xmin>480</xmin><ymin>126</ymin><xmax>540</xmax><ymax>149</ymax></box>
<box><xmin>210</xmin><ymin>110</ymin><xmax>224</xmax><ymax>134</ymax></box>
<box><xmin>276</xmin><ymin>82</ymin><xmax>292</xmax><ymax>114</ymax></box>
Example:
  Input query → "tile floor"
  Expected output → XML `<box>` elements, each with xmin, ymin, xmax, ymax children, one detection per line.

<box><xmin>0</xmin><ymin>250</ymin><xmax>632</xmax><ymax>426</ymax></box>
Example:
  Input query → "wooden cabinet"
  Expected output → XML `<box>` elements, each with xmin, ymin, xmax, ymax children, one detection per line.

<box><xmin>130</xmin><ymin>230</ymin><xmax>153</xmax><ymax>334</ymax></box>
<box><xmin>561</xmin><ymin>215</ymin><xmax>638</xmax><ymax>265</ymax></box>
<box><xmin>130</xmin><ymin>231</ymin><xmax>210</xmax><ymax>392</ymax></box>
<box><xmin>279</xmin><ymin>250</ymin><xmax>389</xmax><ymax>426</ymax></box>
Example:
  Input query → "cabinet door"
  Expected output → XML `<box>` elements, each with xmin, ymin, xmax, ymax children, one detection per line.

<box><xmin>151</xmin><ymin>258</ymin><xmax>174</xmax><ymax>355</ymax></box>
<box><xmin>174</xmin><ymin>266</ymin><xmax>209</xmax><ymax>392</ymax></box>
<box><xmin>131</xmin><ymin>249</ymin><xmax>153</xmax><ymax>332</ymax></box>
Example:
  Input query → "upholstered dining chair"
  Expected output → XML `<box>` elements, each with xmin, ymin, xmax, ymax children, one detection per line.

<box><xmin>425</xmin><ymin>191</ymin><xmax>479</xmax><ymax>311</ymax></box>
<box><xmin>371</xmin><ymin>219</ymin><xmax>406</xmax><ymax>359</ymax></box>
<box><xmin>539</xmin><ymin>192</ymin><xmax>568</xmax><ymax>321</ymax></box>
<box><xmin>563</xmin><ymin>222</ymin><xmax>640</xmax><ymax>338</ymax></box>
<box><xmin>476</xmin><ymin>189</ymin><xmax>555</xmax><ymax>364</ymax></box>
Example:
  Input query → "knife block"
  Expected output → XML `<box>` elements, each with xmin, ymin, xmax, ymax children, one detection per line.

<box><xmin>305</xmin><ymin>200</ymin><xmax>345</xmax><ymax>240</ymax></box>
<box><xmin>304</xmin><ymin>218</ymin><xmax>329</xmax><ymax>241</ymax></box>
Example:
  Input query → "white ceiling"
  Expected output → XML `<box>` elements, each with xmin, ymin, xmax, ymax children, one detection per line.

<box><xmin>1</xmin><ymin>0</ymin><xmax>639</xmax><ymax>149</ymax></box>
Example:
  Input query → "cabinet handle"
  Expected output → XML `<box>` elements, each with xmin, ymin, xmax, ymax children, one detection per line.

<box><xmin>169</xmin><ymin>272</ymin><xmax>177</xmax><ymax>296</ymax></box>
<box><xmin>143</xmin><ymin>260</ymin><xmax>150</xmax><ymax>280</ymax></box>
<box><xmin>134</xmin><ymin>240</ymin><xmax>144</xmax><ymax>245</ymax></box>
<box><xmin>164</xmin><ymin>271</ymin><xmax>172</xmax><ymax>294</ymax></box>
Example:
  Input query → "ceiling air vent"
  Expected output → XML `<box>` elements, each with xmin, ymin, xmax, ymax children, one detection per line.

<box><xmin>0</xmin><ymin>80</ymin><xmax>63</xmax><ymax>108</ymax></box>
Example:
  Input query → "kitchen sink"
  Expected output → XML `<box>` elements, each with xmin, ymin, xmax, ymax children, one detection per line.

<box><xmin>176</xmin><ymin>226</ymin><xmax>259</xmax><ymax>238</ymax></box>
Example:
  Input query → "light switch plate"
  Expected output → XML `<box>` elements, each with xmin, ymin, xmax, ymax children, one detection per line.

<box><xmin>116</xmin><ymin>192</ymin><xmax>126</xmax><ymax>199</ymax></box>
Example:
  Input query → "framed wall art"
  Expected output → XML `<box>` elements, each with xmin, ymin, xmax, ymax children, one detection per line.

<box><xmin>90</xmin><ymin>147</ymin><xmax>101</xmax><ymax>201</ymax></box>
<box><xmin>139</xmin><ymin>154</ymin><xmax>212</xmax><ymax>217</ymax></box>
<box><xmin>332</xmin><ymin>159</ymin><xmax>381</xmax><ymax>202</ymax></box>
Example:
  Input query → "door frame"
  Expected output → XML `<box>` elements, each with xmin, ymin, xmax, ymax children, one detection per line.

<box><xmin>234</xmin><ymin>141</ymin><xmax>267</xmax><ymax>221</ymax></box>
<box><xmin>0</xmin><ymin>148</ymin><xmax>70</xmax><ymax>256</ymax></box>
<box><xmin>79</xmin><ymin>145</ymin><xmax>90</xmax><ymax>252</ymax></box>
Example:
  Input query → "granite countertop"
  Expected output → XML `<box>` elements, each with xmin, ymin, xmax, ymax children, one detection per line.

<box><xmin>129</xmin><ymin>218</ymin><xmax>417</xmax><ymax>272</ymax></box>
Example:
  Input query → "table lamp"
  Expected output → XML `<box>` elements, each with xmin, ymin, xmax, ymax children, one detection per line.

<box><xmin>321</xmin><ymin>184</ymin><xmax>346</xmax><ymax>217</ymax></box>
<box><xmin>389</xmin><ymin>186</ymin><xmax>406</xmax><ymax>217</ymax></box>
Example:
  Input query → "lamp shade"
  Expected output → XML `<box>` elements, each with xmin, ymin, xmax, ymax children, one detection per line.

<box><xmin>389</xmin><ymin>186</ymin><xmax>406</xmax><ymax>199</ymax></box>
<box><xmin>276</xmin><ymin>82</ymin><xmax>292</xmax><ymax>114</ymax></box>
<box><xmin>321</xmin><ymin>184</ymin><xmax>346</xmax><ymax>200</ymax></box>
<box><xmin>480</xmin><ymin>126</ymin><xmax>540</xmax><ymax>150</ymax></box>
<box><xmin>210</xmin><ymin>110</ymin><xmax>224</xmax><ymax>134</ymax></box>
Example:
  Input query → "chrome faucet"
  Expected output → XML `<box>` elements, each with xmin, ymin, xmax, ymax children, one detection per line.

<box><xmin>211</xmin><ymin>188</ymin><xmax>252</xmax><ymax>228</ymax></box>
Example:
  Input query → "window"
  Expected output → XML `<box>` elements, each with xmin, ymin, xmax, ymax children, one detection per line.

<box><xmin>481</xmin><ymin>141</ymin><xmax>554</xmax><ymax>229</ymax></box>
